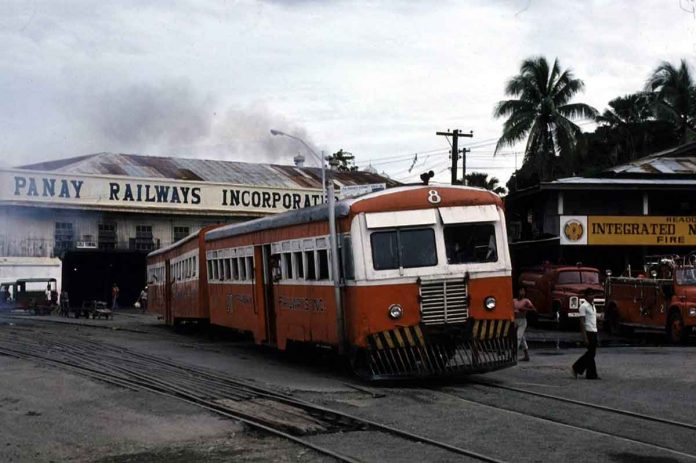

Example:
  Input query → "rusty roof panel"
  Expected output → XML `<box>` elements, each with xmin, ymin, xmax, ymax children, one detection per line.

<box><xmin>16</xmin><ymin>152</ymin><xmax>398</xmax><ymax>189</ymax></box>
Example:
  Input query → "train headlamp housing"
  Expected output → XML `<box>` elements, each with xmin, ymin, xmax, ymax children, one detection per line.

<box><xmin>484</xmin><ymin>296</ymin><xmax>496</xmax><ymax>311</ymax></box>
<box><xmin>388</xmin><ymin>304</ymin><xmax>403</xmax><ymax>320</ymax></box>
<box><xmin>689</xmin><ymin>307</ymin><xmax>696</xmax><ymax>317</ymax></box>
<box><xmin>569</xmin><ymin>296</ymin><xmax>579</xmax><ymax>310</ymax></box>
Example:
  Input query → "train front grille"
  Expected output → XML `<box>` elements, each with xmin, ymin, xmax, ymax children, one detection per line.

<box><xmin>419</xmin><ymin>277</ymin><xmax>469</xmax><ymax>325</ymax></box>
<box><xmin>360</xmin><ymin>320</ymin><xmax>516</xmax><ymax>380</ymax></box>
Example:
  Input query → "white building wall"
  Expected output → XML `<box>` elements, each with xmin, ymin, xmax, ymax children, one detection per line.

<box><xmin>0</xmin><ymin>206</ymin><xmax>238</xmax><ymax>258</ymax></box>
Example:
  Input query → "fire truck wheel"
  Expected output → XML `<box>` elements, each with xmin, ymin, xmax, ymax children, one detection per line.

<box><xmin>667</xmin><ymin>311</ymin><xmax>686</xmax><ymax>345</ymax></box>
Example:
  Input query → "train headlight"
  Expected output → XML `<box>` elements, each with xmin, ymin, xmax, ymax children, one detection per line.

<box><xmin>689</xmin><ymin>307</ymin><xmax>696</xmax><ymax>317</ymax></box>
<box><xmin>388</xmin><ymin>304</ymin><xmax>403</xmax><ymax>320</ymax></box>
<box><xmin>484</xmin><ymin>296</ymin><xmax>496</xmax><ymax>311</ymax></box>
<box><xmin>569</xmin><ymin>296</ymin><xmax>579</xmax><ymax>310</ymax></box>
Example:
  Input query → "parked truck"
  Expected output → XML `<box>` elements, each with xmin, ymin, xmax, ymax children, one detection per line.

<box><xmin>604</xmin><ymin>254</ymin><xmax>696</xmax><ymax>344</ymax></box>
<box><xmin>519</xmin><ymin>263</ymin><xmax>605</xmax><ymax>324</ymax></box>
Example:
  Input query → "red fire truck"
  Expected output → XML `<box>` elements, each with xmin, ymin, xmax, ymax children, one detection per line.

<box><xmin>604</xmin><ymin>254</ymin><xmax>696</xmax><ymax>343</ymax></box>
<box><xmin>519</xmin><ymin>264</ymin><xmax>605</xmax><ymax>324</ymax></box>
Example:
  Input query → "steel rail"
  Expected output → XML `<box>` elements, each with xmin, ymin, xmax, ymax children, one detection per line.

<box><xmin>438</xmin><ymin>389</ymin><xmax>696</xmax><ymax>461</ymax></box>
<box><xmin>0</xmin><ymin>328</ymin><xmax>506</xmax><ymax>463</ymax></box>
<box><xmin>468</xmin><ymin>379</ymin><xmax>696</xmax><ymax>431</ymax></box>
<box><xmin>0</xmin><ymin>344</ymin><xmax>361</xmax><ymax>463</ymax></box>
<box><xmin>66</xmin><ymin>336</ymin><xmax>507</xmax><ymax>462</ymax></box>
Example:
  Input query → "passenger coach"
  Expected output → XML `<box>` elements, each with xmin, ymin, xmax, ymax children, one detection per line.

<box><xmin>147</xmin><ymin>225</ymin><xmax>219</xmax><ymax>325</ymax></box>
<box><xmin>202</xmin><ymin>185</ymin><xmax>516</xmax><ymax>379</ymax></box>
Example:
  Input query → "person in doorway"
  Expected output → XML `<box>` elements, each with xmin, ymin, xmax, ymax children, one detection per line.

<box><xmin>139</xmin><ymin>287</ymin><xmax>148</xmax><ymax>313</ymax></box>
<box><xmin>45</xmin><ymin>284</ymin><xmax>53</xmax><ymax>305</ymax></box>
<box><xmin>572</xmin><ymin>290</ymin><xmax>600</xmax><ymax>380</ymax></box>
<box><xmin>513</xmin><ymin>287</ymin><xmax>535</xmax><ymax>361</ymax></box>
<box><xmin>111</xmin><ymin>283</ymin><xmax>120</xmax><ymax>310</ymax></box>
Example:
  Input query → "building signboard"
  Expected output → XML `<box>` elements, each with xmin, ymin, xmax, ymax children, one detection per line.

<box><xmin>560</xmin><ymin>215</ymin><xmax>696</xmax><ymax>246</ymax></box>
<box><xmin>0</xmin><ymin>169</ymin><xmax>324</xmax><ymax>216</ymax></box>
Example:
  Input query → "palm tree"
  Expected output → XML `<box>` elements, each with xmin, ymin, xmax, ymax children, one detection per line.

<box><xmin>594</xmin><ymin>93</ymin><xmax>654</xmax><ymax>163</ymax></box>
<box><xmin>494</xmin><ymin>56</ymin><xmax>597</xmax><ymax>182</ymax></box>
<box><xmin>464</xmin><ymin>172</ymin><xmax>506</xmax><ymax>195</ymax></box>
<box><xmin>645</xmin><ymin>59</ymin><xmax>696</xmax><ymax>143</ymax></box>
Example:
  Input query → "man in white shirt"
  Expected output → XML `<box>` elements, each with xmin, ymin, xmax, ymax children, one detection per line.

<box><xmin>571</xmin><ymin>290</ymin><xmax>600</xmax><ymax>380</ymax></box>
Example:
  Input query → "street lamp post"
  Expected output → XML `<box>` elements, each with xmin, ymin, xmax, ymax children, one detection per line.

<box><xmin>270</xmin><ymin>129</ymin><xmax>326</xmax><ymax>202</ymax></box>
<box><xmin>269</xmin><ymin>129</ymin><xmax>345</xmax><ymax>353</ymax></box>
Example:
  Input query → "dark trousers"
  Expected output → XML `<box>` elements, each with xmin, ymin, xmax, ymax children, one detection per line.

<box><xmin>573</xmin><ymin>331</ymin><xmax>598</xmax><ymax>379</ymax></box>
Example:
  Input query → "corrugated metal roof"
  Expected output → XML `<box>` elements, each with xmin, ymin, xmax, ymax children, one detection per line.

<box><xmin>18</xmin><ymin>153</ymin><xmax>398</xmax><ymax>189</ymax></box>
<box><xmin>605</xmin><ymin>142</ymin><xmax>696</xmax><ymax>176</ymax></box>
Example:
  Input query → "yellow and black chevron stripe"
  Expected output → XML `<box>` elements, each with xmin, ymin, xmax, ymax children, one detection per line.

<box><xmin>472</xmin><ymin>319</ymin><xmax>513</xmax><ymax>341</ymax></box>
<box><xmin>368</xmin><ymin>325</ymin><xmax>426</xmax><ymax>350</ymax></box>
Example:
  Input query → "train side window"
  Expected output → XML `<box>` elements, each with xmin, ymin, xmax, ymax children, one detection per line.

<box><xmin>239</xmin><ymin>258</ymin><xmax>247</xmax><ymax>280</ymax></box>
<box><xmin>341</xmin><ymin>235</ymin><xmax>354</xmax><ymax>280</ymax></box>
<box><xmin>192</xmin><ymin>256</ymin><xmax>197</xmax><ymax>278</ymax></box>
<box><xmin>207</xmin><ymin>260</ymin><xmax>213</xmax><ymax>281</ymax></box>
<box><xmin>229</xmin><ymin>258</ymin><xmax>237</xmax><ymax>281</ymax></box>
<box><xmin>305</xmin><ymin>251</ymin><xmax>316</xmax><ymax>280</ymax></box>
<box><xmin>283</xmin><ymin>254</ymin><xmax>293</xmax><ymax>280</ymax></box>
<box><xmin>246</xmin><ymin>256</ymin><xmax>253</xmax><ymax>280</ymax></box>
<box><xmin>294</xmin><ymin>251</ymin><xmax>304</xmax><ymax>279</ymax></box>
<box><xmin>317</xmin><ymin>249</ymin><xmax>330</xmax><ymax>280</ymax></box>
<box><xmin>223</xmin><ymin>259</ymin><xmax>231</xmax><ymax>281</ymax></box>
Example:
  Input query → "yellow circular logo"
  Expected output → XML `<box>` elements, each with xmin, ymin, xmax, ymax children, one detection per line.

<box><xmin>563</xmin><ymin>220</ymin><xmax>584</xmax><ymax>241</ymax></box>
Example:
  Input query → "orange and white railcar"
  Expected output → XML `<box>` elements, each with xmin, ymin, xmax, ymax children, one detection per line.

<box><xmin>147</xmin><ymin>226</ymin><xmax>218</xmax><ymax>325</ymax></box>
<box><xmin>204</xmin><ymin>185</ymin><xmax>516</xmax><ymax>379</ymax></box>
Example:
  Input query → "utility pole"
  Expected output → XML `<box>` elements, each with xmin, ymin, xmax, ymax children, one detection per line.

<box><xmin>461</xmin><ymin>147</ymin><xmax>471</xmax><ymax>185</ymax></box>
<box><xmin>436</xmin><ymin>129</ymin><xmax>473</xmax><ymax>185</ymax></box>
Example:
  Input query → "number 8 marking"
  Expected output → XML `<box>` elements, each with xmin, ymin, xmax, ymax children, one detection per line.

<box><xmin>427</xmin><ymin>190</ymin><xmax>441</xmax><ymax>204</ymax></box>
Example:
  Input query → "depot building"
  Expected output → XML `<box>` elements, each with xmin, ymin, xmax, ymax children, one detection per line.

<box><xmin>505</xmin><ymin>142</ymin><xmax>696</xmax><ymax>275</ymax></box>
<box><xmin>0</xmin><ymin>152</ymin><xmax>394</xmax><ymax>306</ymax></box>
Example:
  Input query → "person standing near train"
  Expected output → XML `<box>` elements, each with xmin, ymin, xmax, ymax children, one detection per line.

<box><xmin>513</xmin><ymin>287</ymin><xmax>535</xmax><ymax>361</ymax></box>
<box><xmin>572</xmin><ymin>290</ymin><xmax>600</xmax><ymax>380</ymax></box>
<box><xmin>111</xmin><ymin>283</ymin><xmax>120</xmax><ymax>310</ymax></box>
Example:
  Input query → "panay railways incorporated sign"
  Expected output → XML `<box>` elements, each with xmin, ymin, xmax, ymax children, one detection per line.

<box><xmin>560</xmin><ymin>215</ymin><xmax>696</xmax><ymax>246</ymax></box>
<box><xmin>0</xmin><ymin>169</ymin><xmax>324</xmax><ymax>216</ymax></box>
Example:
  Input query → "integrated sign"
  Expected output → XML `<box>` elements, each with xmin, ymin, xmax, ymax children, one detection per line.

<box><xmin>1</xmin><ymin>169</ymin><xmax>324</xmax><ymax>216</ymax></box>
<box><xmin>560</xmin><ymin>215</ymin><xmax>696</xmax><ymax>246</ymax></box>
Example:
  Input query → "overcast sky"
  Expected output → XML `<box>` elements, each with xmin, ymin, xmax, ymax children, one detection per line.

<box><xmin>1</xmin><ymin>0</ymin><xmax>695</xmax><ymax>185</ymax></box>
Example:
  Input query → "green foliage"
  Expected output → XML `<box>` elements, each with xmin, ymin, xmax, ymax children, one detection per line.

<box><xmin>464</xmin><ymin>172</ymin><xmax>506</xmax><ymax>195</ymax></box>
<box><xmin>494</xmin><ymin>56</ymin><xmax>597</xmax><ymax>186</ymax></box>
<box><xmin>326</xmin><ymin>149</ymin><xmax>358</xmax><ymax>172</ymax></box>
<box><xmin>645</xmin><ymin>59</ymin><xmax>696</xmax><ymax>143</ymax></box>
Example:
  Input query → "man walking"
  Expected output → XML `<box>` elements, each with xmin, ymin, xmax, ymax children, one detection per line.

<box><xmin>572</xmin><ymin>290</ymin><xmax>600</xmax><ymax>380</ymax></box>
<box><xmin>513</xmin><ymin>287</ymin><xmax>535</xmax><ymax>361</ymax></box>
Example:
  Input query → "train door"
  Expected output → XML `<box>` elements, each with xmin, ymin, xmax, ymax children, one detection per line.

<box><xmin>261</xmin><ymin>245</ymin><xmax>277</xmax><ymax>346</ymax></box>
<box><xmin>165</xmin><ymin>259</ymin><xmax>173</xmax><ymax>325</ymax></box>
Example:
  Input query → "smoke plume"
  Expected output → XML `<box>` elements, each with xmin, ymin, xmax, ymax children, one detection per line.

<box><xmin>83</xmin><ymin>79</ymin><xmax>320</xmax><ymax>165</ymax></box>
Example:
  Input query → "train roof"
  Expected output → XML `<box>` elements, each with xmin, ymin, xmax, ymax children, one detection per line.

<box><xmin>205</xmin><ymin>185</ymin><xmax>501</xmax><ymax>242</ymax></box>
<box><xmin>148</xmin><ymin>224</ymin><xmax>222</xmax><ymax>258</ymax></box>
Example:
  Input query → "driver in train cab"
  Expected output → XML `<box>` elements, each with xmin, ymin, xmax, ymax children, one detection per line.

<box><xmin>270</xmin><ymin>255</ymin><xmax>282</xmax><ymax>282</ymax></box>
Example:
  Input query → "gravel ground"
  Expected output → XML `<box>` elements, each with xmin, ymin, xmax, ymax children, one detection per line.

<box><xmin>1</xmin><ymin>313</ymin><xmax>695</xmax><ymax>462</ymax></box>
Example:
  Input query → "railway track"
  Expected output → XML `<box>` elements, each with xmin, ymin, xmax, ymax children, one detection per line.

<box><xmin>468</xmin><ymin>379</ymin><xmax>696</xmax><ymax>432</ymax></box>
<box><xmin>0</xmin><ymin>323</ymin><xmax>503</xmax><ymax>463</ymax></box>
<box><xmin>435</xmin><ymin>380</ymin><xmax>696</xmax><ymax>461</ymax></box>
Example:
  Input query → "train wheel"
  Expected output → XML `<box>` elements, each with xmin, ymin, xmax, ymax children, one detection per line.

<box><xmin>667</xmin><ymin>311</ymin><xmax>686</xmax><ymax>345</ymax></box>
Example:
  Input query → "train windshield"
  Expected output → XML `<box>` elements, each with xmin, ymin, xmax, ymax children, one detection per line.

<box><xmin>371</xmin><ymin>228</ymin><xmax>437</xmax><ymax>270</ymax></box>
<box><xmin>557</xmin><ymin>271</ymin><xmax>600</xmax><ymax>284</ymax></box>
<box><xmin>444</xmin><ymin>223</ymin><xmax>497</xmax><ymax>264</ymax></box>
<box><xmin>675</xmin><ymin>267</ymin><xmax>696</xmax><ymax>285</ymax></box>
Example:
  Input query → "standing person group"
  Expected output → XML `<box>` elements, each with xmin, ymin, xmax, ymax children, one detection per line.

<box><xmin>513</xmin><ymin>287</ymin><xmax>535</xmax><ymax>362</ymax></box>
<box><xmin>572</xmin><ymin>290</ymin><xmax>600</xmax><ymax>380</ymax></box>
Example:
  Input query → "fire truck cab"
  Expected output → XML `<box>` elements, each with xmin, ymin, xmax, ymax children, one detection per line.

<box><xmin>604</xmin><ymin>254</ymin><xmax>696</xmax><ymax>344</ymax></box>
<box><xmin>519</xmin><ymin>264</ymin><xmax>605</xmax><ymax>324</ymax></box>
